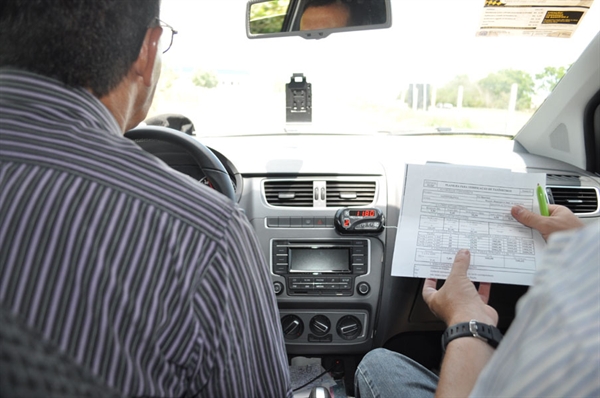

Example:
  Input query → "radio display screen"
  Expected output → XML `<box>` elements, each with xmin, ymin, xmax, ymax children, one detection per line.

<box><xmin>289</xmin><ymin>248</ymin><xmax>350</xmax><ymax>272</ymax></box>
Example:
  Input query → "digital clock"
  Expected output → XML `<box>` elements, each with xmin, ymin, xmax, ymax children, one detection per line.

<box><xmin>334</xmin><ymin>207</ymin><xmax>384</xmax><ymax>234</ymax></box>
<box><xmin>349</xmin><ymin>209</ymin><xmax>376</xmax><ymax>217</ymax></box>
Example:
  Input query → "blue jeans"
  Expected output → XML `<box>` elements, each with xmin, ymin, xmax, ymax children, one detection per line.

<box><xmin>354</xmin><ymin>348</ymin><xmax>439</xmax><ymax>398</ymax></box>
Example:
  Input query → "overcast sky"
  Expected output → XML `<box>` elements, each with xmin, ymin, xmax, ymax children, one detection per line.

<box><xmin>159</xmin><ymin>0</ymin><xmax>599</xmax><ymax>97</ymax></box>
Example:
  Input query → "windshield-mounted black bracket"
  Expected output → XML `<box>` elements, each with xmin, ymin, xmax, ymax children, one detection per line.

<box><xmin>286</xmin><ymin>73</ymin><xmax>312</xmax><ymax>123</ymax></box>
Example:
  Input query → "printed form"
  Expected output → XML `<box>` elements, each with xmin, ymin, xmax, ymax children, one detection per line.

<box><xmin>392</xmin><ymin>164</ymin><xmax>547</xmax><ymax>286</ymax></box>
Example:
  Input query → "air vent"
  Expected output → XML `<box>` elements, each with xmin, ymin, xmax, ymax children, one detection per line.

<box><xmin>326</xmin><ymin>181</ymin><xmax>376</xmax><ymax>207</ymax></box>
<box><xmin>548</xmin><ymin>186</ymin><xmax>599</xmax><ymax>214</ymax></box>
<box><xmin>264</xmin><ymin>180</ymin><xmax>314</xmax><ymax>207</ymax></box>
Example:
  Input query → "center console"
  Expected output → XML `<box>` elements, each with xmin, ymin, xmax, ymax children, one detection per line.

<box><xmin>243</xmin><ymin>176</ymin><xmax>387</xmax><ymax>355</ymax></box>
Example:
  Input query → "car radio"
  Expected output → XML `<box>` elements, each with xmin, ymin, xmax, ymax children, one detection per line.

<box><xmin>271</xmin><ymin>239</ymin><xmax>369</xmax><ymax>296</ymax></box>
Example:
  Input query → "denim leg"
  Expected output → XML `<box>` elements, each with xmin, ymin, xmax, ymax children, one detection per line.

<box><xmin>354</xmin><ymin>348</ymin><xmax>438</xmax><ymax>398</ymax></box>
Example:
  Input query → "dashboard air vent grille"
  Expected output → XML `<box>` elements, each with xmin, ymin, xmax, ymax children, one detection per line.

<box><xmin>326</xmin><ymin>181</ymin><xmax>376</xmax><ymax>207</ymax></box>
<box><xmin>264</xmin><ymin>180</ymin><xmax>314</xmax><ymax>207</ymax></box>
<box><xmin>548</xmin><ymin>186</ymin><xmax>598</xmax><ymax>214</ymax></box>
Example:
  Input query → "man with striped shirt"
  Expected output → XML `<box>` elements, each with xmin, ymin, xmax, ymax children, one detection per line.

<box><xmin>0</xmin><ymin>1</ymin><xmax>292</xmax><ymax>396</ymax></box>
<box><xmin>355</xmin><ymin>205</ymin><xmax>599</xmax><ymax>397</ymax></box>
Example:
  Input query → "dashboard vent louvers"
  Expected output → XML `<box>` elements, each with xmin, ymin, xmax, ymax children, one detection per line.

<box><xmin>548</xmin><ymin>186</ymin><xmax>599</xmax><ymax>214</ymax></box>
<box><xmin>264</xmin><ymin>180</ymin><xmax>314</xmax><ymax>207</ymax></box>
<box><xmin>326</xmin><ymin>181</ymin><xmax>376</xmax><ymax>207</ymax></box>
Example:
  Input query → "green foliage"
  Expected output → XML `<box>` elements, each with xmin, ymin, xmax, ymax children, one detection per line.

<box><xmin>478</xmin><ymin>69</ymin><xmax>534</xmax><ymax>110</ymax></box>
<box><xmin>249</xmin><ymin>0</ymin><xmax>289</xmax><ymax>33</ymax></box>
<box><xmin>192</xmin><ymin>70</ymin><xmax>218</xmax><ymax>89</ymax></box>
<box><xmin>249</xmin><ymin>15</ymin><xmax>286</xmax><ymax>34</ymax></box>
<box><xmin>435</xmin><ymin>75</ymin><xmax>485</xmax><ymax>108</ymax></box>
<box><xmin>250</xmin><ymin>0</ymin><xmax>290</xmax><ymax>19</ymax></box>
<box><xmin>435</xmin><ymin>69</ymin><xmax>535</xmax><ymax>111</ymax></box>
<box><xmin>535</xmin><ymin>65</ymin><xmax>569</xmax><ymax>92</ymax></box>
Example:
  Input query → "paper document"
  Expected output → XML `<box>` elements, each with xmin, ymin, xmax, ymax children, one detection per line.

<box><xmin>477</xmin><ymin>0</ymin><xmax>593</xmax><ymax>38</ymax></box>
<box><xmin>392</xmin><ymin>164</ymin><xmax>547</xmax><ymax>285</ymax></box>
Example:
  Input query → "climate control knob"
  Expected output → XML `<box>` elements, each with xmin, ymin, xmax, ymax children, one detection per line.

<box><xmin>309</xmin><ymin>315</ymin><xmax>331</xmax><ymax>336</ymax></box>
<box><xmin>281</xmin><ymin>315</ymin><xmax>303</xmax><ymax>340</ymax></box>
<box><xmin>336</xmin><ymin>315</ymin><xmax>362</xmax><ymax>340</ymax></box>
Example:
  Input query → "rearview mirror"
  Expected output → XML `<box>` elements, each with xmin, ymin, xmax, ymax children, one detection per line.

<box><xmin>246</xmin><ymin>0</ymin><xmax>391</xmax><ymax>39</ymax></box>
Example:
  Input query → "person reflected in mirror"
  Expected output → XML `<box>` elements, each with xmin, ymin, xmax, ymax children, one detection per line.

<box><xmin>354</xmin><ymin>204</ymin><xmax>598</xmax><ymax>398</ymax></box>
<box><xmin>0</xmin><ymin>1</ymin><xmax>292</xmax><ymax>397</ymax></box>
<box><xmin>300</xmin><ymin>0</ymin><xmax>353</xmax><ymax>30</ymax></box>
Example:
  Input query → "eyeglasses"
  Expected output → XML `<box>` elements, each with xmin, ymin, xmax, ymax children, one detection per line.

<box><xmin>154</xmin><ymin>18</ymin><xmax>177</xmax><ymax>54</ymax></box>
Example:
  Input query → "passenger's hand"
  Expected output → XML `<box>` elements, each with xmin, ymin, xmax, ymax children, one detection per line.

<box><xmin>422</xmin><ymin>249</ymin><xmax>498</xmax><ymax>327</ymax></box>
<box><xmin>511</xmin><ymin>204</ymin><xmax>584</xmax><ymax>241</ymax></box>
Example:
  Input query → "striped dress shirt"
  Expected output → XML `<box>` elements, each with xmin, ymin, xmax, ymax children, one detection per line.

<box><xmin>470</xmin><ymin>225</ymin><xmax>600</xmax><ymax>397</ymax></box>
<box><xmin>0</xmin><ymin>69</ymin><xmax>293</xmax><ymax>397</ymax></box>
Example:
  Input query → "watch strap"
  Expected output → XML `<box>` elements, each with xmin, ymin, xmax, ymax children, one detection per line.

<box><xmin>442</xmin><ymin>319</ymin><xmax>503</xmax><ymax>352</ymax></box>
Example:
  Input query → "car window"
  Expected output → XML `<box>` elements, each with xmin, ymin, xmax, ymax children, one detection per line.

<box><xmin>150</xmin><ymin>0</ymin><xmax>600</xmax><ymax>137</ymax></box>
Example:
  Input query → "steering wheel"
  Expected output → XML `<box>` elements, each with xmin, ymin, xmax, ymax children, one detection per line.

<box><xmin>125</xmin><ymin>126</ymin><xmax>236</xmax><ymax>202</ymax></box>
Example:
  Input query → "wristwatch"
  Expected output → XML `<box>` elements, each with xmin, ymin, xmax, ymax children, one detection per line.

<box><xmin>442</xmin><ymin>319</ymin><xmax>503</xmax><ymax>352</ymax></box>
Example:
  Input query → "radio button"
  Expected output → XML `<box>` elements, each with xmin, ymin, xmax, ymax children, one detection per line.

<box><xmin>274</xmin><ymin>264</ymin><xmax>287</xmax><ymax>274</ymax></box>
<box><xmin>325</xmin><ymin>277</ymin><xmax>340</xmax><ymax>283</ymax></box>
<box><xmin>353</xmin><ymin>264</ymin><xmax>367</xmax><ymax>274</ymax></box>
<box><xmin>340</xmin><ymin>277</ymin><xmax>352</xmax><ymax>283</ymax></box>
<box><xmin>314</xmin><ymin>277</ymin><xmax>326</xmax><ymax>283</ymax></box>
<box><xmin>275</xmin><ymin>246</ymin><xmax>288</xmax><ymax>255</ymax></box>
<box><xmin>301</xmin><ymin>284</ymin><xmax>314</xmax><ymax>290</ymax></box>
<box><xmin>300</xmin><ymin>277</ymin><xmax>314</xmax><ymax>283</ymax></box>
<box><xmin>324</xmin><ymin>283</ymin><xmax>338</xmax><ymax>289</ymax></box>
<box><xmin>352</xmin><ymin>247</ymin><xmax>366</xmax><ymax>255</ymax></box>
<box><xmin>275</xmin><ymin>256</ymin><xmax>288</xmax><ymax>264</ymax></box>
<box><xmin>314</xmin><ymin>284</ymin><xmax>326</xmax><ymax>289</ymax></box>
<box><xmin>351</xmin><ymin>254</ymin><xmax>364</xmax><ymax>263</ymax></box>
<box><xmin>340</xmin><ymin>283</ymin><xmax>351</xmax><ymax>290</ymax></box>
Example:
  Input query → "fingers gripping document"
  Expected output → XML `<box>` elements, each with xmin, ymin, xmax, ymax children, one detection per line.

<box><xmin>391</xmin><ymin>164</ymin><xmax>547</xmax><ymax>286</ymax></box>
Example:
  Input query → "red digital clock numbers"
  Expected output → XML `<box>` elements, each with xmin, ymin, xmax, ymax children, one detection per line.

<box><xmin>350</xmin><ymin>209</ymin><xmax>376</xmax><ymax>217</ymax></box>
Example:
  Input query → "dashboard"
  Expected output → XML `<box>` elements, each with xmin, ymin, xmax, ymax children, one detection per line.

<box><xmin>138</xmin><ymin>133</ymin><xmax>600</xmax><ymax>361</ymax></box>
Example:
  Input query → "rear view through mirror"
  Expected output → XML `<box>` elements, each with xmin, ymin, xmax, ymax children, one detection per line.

<box><xmin>247</xmin><ymin>0</ymin><xmax>391</xmax><ymax>39</ymax></box>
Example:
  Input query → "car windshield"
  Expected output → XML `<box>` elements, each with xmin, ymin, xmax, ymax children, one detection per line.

<box><xmin>151</xmin><ymin>0</ymin><xmax>600</xmax><ymax>137</ymax></box>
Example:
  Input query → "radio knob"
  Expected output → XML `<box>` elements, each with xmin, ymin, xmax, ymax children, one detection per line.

<box><xmin>281</xmin><ymin>315</ymin><xmax>303</xmax><ymax>340</ymax></box>
<box><xmin>309</xmin><ymin>315</ymin><xmax>331</xmax><ymax>336</ymax></box>
<box><xmin>336</xmin><ymin>315</ymin><xmax>362</xmax><ymax>340</ymax></box>
<box><xmin>273</xmin><ymin>281</ymin><xmax>284</xmax><ymax>295</ymax></box>
<box><xmin>357</xmin><ymin>282</ymin><xmax>370</xmax><ymax>295</ymax></box>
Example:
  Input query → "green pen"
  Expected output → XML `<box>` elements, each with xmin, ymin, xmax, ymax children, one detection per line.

<box><xmin>537</xmin><ymin>183</ymin><xmax>550</xmax><ymax>216</ymax></box>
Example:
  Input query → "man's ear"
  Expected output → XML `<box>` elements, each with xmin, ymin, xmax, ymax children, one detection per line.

<box><xmin>133</xmin><ymin>26</ymin><xmax>162</xmax><ymax>87</ymax></box>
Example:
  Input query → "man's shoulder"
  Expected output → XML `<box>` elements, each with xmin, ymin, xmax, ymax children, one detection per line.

<box><xmin>2</xmin><ymin>125</ymin><xmax>238</xmax><ymax>239</ymax></box>
<box><xmin>89</xmin><ymin>140</ymin><xmax>240</xmax><ymax>236</ymax></box>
